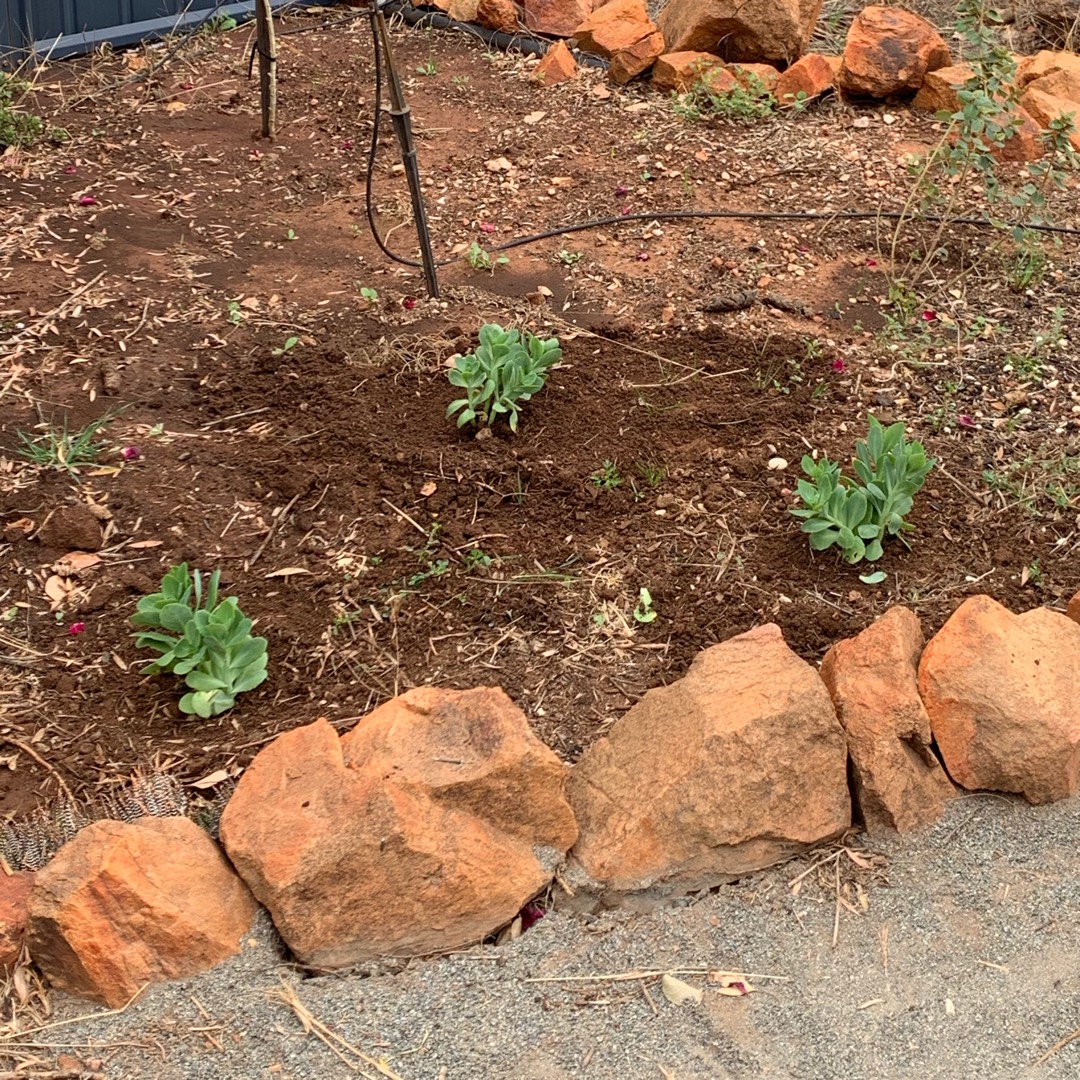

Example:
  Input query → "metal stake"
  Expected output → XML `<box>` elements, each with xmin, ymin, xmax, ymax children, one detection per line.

<box><xmin>372</xmin><ymin>2</ymin><xmax>440</xmax><ymax>298</ymax></box>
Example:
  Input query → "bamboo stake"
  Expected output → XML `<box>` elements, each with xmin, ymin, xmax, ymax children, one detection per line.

<box><xmin>255</xmin><ymin>0</ymin><xmax>277</xmax><ymax>139</ymax></box>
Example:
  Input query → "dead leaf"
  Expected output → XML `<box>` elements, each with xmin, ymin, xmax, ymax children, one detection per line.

<box><xmin>44</xmin><ymin>575</ymin><xmax>71</xmax><ymax>608</ymax></box>
<box><xmin>164</xmin><ymin>101</ymin><xmax>187</xmax><ymax>114</ymax></box>
<box><xmin>54</xmin><ymin>551</ymin><xmax>102</xmax><ymax>575</ymax></box>
<box><xmin>12</xmin><ymin>966</ymin><xmax>29</xmax><ymax>1004</ymax></box>
<box><xmin>523</xmin><ymin>110</ymin><xmax>546</xmax><ymax>124</ymax></box>
<box><xmin>592</xmin><ymin>84</ymin><xmax>611</xmax><ymax>99</ymax></box>
<box><xmin>129</xmin><ymin>539</ymin><xmax>164</xmax><ymax>549</ymax></box>
<box><xmin>711</xmin><ymin>975</ymin><xmax>754</xmax><ymax>996</ymax></box>
<box><xmin>264</xmin><ymin>567</ymin><xmax>311</xmax><ymax>578</ymax></box>
<box><xmin>661</xmin><ymin>974</ymin><xmax>702</xmax><ymax>1005</ymax></box>
<box><xmin>86</xmin><ymin>466</ymin><xmax>122</xmax><ymax>477</ymax></box>
<box><xmin>191</xmin><ymin>768</ymin><xmax>230</xmax><ymax>789</ymax></box>
<box><xmin>419</xmin><ymin>481</ymin><xmax>437</xmax><ymax>497</ymax></box>
<box><xmin>485</xmin><ymin>156</ymin><xmax>513</xmax><ymax>173</ymax></box>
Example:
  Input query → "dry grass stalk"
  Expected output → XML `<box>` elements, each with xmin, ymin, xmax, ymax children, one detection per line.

<box><xmin>269</xmin><ymin>979</ymin><xmax>407</xmax><ymax>1080</ymax></box>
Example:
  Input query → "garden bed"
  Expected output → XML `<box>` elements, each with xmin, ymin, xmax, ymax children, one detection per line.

<box><xmin>1</xmin><ymin>9</ymin><xmax>1079</xmax><ymax>820</ymax></box>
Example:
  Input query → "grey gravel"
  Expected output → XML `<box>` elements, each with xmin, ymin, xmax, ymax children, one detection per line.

<box><xmin>16</xmin><ymin>793</ymin><xmax>1080</xmax><ymax>1080</ymax></box>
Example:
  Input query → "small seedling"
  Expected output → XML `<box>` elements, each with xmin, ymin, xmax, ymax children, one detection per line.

<box><xmin>446</xmin><ymin>323</ymin><xmax>561</xmax><ymax>433</ymax></box>
<box><xmin>452</xmin><ymin>75</ymin><xmax>471</xmax><ymax>87</ymax></box>
<box><xmin>14</xmin><ymin>412</ymin><xmax>114</xmax><ymax>474</ymax></box>
<box><xmin>284</xmin><ymin>228</ymin><xmax>298</xmax><ymax>241</ymax></box>
<box><xmin>464</xmin><ymin>549</ymin><xmax>493</xmax><ymax>571</ymax></box>
<box><xmin>792</xmin><ymin>416</ymin><xmax>935</xmax><ymax>564</ymax></box>
<box><xmin>416</xmin><ymin>57</ymin><xmax>437</xmax><ymax>76</ymax></box>
<box><xmin>132</xmin><ymin>564</ymin><xmax>268</xmax><ymax>718</ymax></box>
<box><xmin>556</xmin><ymin>249</ymin><xmax>582</xmax><ymax>266</ymax></box>
<box><xmin>226</xmin><ymin>301</ymin><xmax>243</xmax><ymax>325</ymax></box>
<box><xmin>633</xmin><ymin>587</ymin><xmax>657</xmax><ymax>624</ymax></box>
<box><xmin>465</xmin><ymin>241</ymin><xmax>508</xmax><ymax>273</ymax></box>
<box><xmin>636</xmin><ymin>460</ymin><xmax>665</xmax><ymax>487</ymax></box>
<box><xmin>271</xmin><ymin>336</ymin><xmax>299</xmax><ymax>357</ymax></box>
<box><xmin>203</xmin><ymin>13</ymin><xmax>237</xmax><ymax>32</ymax></box>
<box><xmin>357</xmin><ymin>286</ymin><xmax>379</xmax><ymax>303</ymax></box>
<box><xmin>592</xmin><ymin>460</ymin><xmax>623</xmax><ymax>490</ymax></box>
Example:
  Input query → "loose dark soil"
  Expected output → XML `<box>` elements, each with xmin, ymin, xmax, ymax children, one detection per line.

<box><xmin>2</xmin><ymin>10</ymin><xmax>1079</xmax><ymax>822</ymax></box>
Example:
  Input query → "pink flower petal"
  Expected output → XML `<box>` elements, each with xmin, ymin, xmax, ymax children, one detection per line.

<box><xmin>479</xmin><ymin>222</ymin><xmax>497</xmax><ymax>234</ymax></box>
<box><xmin>63</xmin><ymin>164</ymin><xmax>77</xmax><ymax>174</ymax></box>
<box><xmin>77</xmin><ymin>195</ymin><xmax>97</xmax><ymax>206</ymax></box>
<box><xmin>958</xmin><ymin>414</ymin><xmax>975</xmax><ymax>428</ymax></box>
<box><xmin>402</xmin><ymin>297</ymin><xmax>417</xmax><ymax>310</ymax></box>
<box><xmin>614</xmin><ymin>183</ymin><xmax>630</xmax><ymax>197</ymax></box>
<box><xmin>921</xmin><ymin>309</ymin><xmax>937</xmax><ymax>322</ymax></box>
<box><xmin>120</xmin><ymin>445</ymin><xmax>141</xmax><ymax>460</ymax></box>
<box><xmin>831</xmin><ymin>358</ymin><xmax>846</xmax><ymax>373</ymax></box>
<box><xmin>620</xmin><ymin>204</ymin><xmax>632</xmax><ymax>216</ymax></box>
<box><xmin>636</xmin><ymin>251</ymin><xmax>650</xmax><ymax>261</ymax></box>
<box><xmin>68</xmin><ymin>622</ymin><xmax>86</xmax><ymax>635</ymax></box>
<box><xmin>865</xmin><ymin>258</ymin><xmax>878</xmax><ymax>267</ymax></box>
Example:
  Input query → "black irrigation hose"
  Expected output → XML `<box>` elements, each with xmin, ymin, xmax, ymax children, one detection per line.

<box><xmin>379</xmin><ymin>0</ymin><xmax>609</xmax><ymax>69</ymax></box>
<box><xmin>361</xmin><ymin>6</ymin><xmax>1080</xmax><ymax>274</ymax></box>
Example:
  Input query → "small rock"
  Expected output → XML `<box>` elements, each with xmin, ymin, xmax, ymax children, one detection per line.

<box><xmin>28</xmin><ymin>817</ymin><xmax>257</xmax><ymax>1007</ymax></box>
<box><xmin>476</xmin><ymin>0</ymin><xmax>519</xmax><ymax>33</ymax></box>
<box><xmin>911</xmin><ymin>63</ymin><xmax>975</xmax><ymax>114</ymax></box>
<box><xmin>767</xmin><ymin>457</ymin><xmax>788</xmax><ymax>470</ymax></box>
<box><xmin>35</xmin><ymin>505</ymin><xmax>104</xmax><ymax>552</ymax></box>
<box><xmin>919</xmin><ymin>595</ymin><xmax>1080</xmax><ymax>805</ymax></box>
<box><xmin>775</xmin><ymin>53</ymin><xmax>839</xmax><ymax>105</ymax></box>
<box><xmin>651</xmin><ymin>52</ymin><xmax>737</xmax><ymax>94</ymax></box>
<box><xmin>533</xmin><ymin>40</ymin><xmax>578</xmax><ymax>85</ymax></box>
<box><xmin>571</xmin><ymin>0</ymin><xmax>663</xmax><ymax>84</ymax></box>
<box><xmin>524</xmin><ymin>0</ymin><xmax>590</xmax><ymax>37</ymax></box>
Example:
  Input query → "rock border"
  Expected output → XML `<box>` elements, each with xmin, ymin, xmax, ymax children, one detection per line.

<box><xmin>3</xmin><ymin>589</ymin><xmax>1080</xmax><ymax>1006</ymax></box>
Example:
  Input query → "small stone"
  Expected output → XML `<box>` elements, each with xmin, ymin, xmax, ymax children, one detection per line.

<box><xmin>767</xmin><ymin>457</ymin><xmax>788</xmax><ymax>470</ymax></box>
<box><xmin>533</xmin><ymin>40</ymin><xmax>578</xmax><ymax>85</ymax></box>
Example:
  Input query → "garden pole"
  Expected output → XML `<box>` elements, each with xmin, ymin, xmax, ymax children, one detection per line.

<box><xmin>373</xmin><ymin>0</ymin><xmax>440</xmax><ymax>298</ymax></box>
<box><xmin>255</xmin><ymin>0</ymin><xmax>277</xmax><ymax>139</ymax></box>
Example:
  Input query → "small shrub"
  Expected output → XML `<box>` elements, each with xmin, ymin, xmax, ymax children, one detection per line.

<box><xmin>791</xmin><ymin>416</ymin><xmax>935</xmax><ymax>564</ymax></box>
<box><xmin>132</xmin><ymin>564</ymin><xmax>268</xmax><ymax>718</ymax></box>
<box><xmin>0</xmin><ymin>73</ymin><xmax>44</xmax><ymax>150</ymax></box>
<box><xmin>446</xmin><ymin>323</ymin><xmax>561</xmax><ymax>432</ymax></box>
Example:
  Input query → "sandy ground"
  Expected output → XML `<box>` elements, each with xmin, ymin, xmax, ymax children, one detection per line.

<box><xmin>13</xmin><ymin>791</ymin><xmax>1080</xmax><ymax>1080</ymax></box>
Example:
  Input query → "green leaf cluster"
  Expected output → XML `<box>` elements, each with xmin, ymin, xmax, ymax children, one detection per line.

<box><xmin>447</xmin><ymin>323</ymin><xmax>561</xmax><ymax>432</ymax></box>
<box><xmin>131</xmin><ymin>564</ymin><xmax>268</xmax><ymax>718</ymax></box>
<box><xmin>791</xmin><ymin>417</ymin><xmax>935</xmax><ymax>564</ymax></box>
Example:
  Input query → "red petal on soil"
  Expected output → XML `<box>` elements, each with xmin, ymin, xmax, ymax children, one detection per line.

<box><xmin>831</xmin><ymin>358</ymin><xmax>846</xmax><ymax>373</ymax></box>
<box><xmin>68</xmin><ymin>622</ymin><xmax>86</xmax><ymax>635</ymax></box>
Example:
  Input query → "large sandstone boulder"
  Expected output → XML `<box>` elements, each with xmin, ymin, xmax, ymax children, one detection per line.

<box><xmin>919</xmin><ymin>595</ymin><xmax>1080</xmax><ymax>804</ymax></box>
<box><xmin>821</xmin><ymin>607</ymin><xmax>953</xmax><ymax>834</ymax></box>
<box><xmin>27</xmin><ymin>818</ymin><xmax>256</xmax><ymax>1007</ymax></box>
<box><xmin>566</xmin><ymin>624</ymin><xmax>850</xmax><ymax>903</ymax></box>
<box><xmin>220</xmin><ymin>689</ymin><xmax>577</xmax><ymax>968</ymax></box>
<box><xmin>0</xmin><ymin>870</ymin><xmax>33</xmax><ymax>968</ymax></box>
<box><xmin>656</xmin><ymin>0</ymin><xmax>824</xmax><ymax>66</ymax></box>
<box><xmin>838</xmin><ymin>5</ymin><xmax>951</xmax><ymax>99</ymax></box>
<box><xmin>1021</xmin><ymin>86</ymin><xmax>1080</xmax><ymax>150</ymax></box>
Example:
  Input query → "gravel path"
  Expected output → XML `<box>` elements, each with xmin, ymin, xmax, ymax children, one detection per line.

<box><xmin>18</xmin><ymin>793</ymin><xmax>1080</xmax><ymax>1079</ymax></box>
